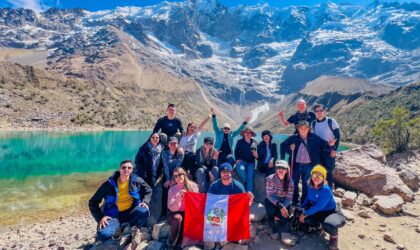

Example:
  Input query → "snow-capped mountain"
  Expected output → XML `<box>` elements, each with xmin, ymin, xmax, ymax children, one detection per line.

<box><xmin>0</xmin><ymin>0</ymin><xmax>419</xmax><ymax>104</ymax></box>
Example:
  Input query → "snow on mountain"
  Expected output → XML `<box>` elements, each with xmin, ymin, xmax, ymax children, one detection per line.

<box><xmin>0</xmin><ymin>0</ymin><xmax>418</xmax><ymax>105</ymax></box>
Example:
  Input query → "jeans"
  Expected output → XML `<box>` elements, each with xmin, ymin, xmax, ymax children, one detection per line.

<box><xmin>167</xmin><ymin>211</ymin><xmax>185</xmax><ymax>246</ymax></box>
<box><xmin>264</xmin><ymin>199</ymin><xmax>290</xmax><ymax>233</ymax></box>
<box><xmin>236</xmin><ymin>160</ymin><xmax>255</xmax><ymax>193</ymax></box>
<box><xmin>320</xmin><ymin>150</ymin><xmax>336</xmax><ymax>188</ymax></box>
<box><xmin>292</xmin><ymin>163</ymin><xmax>313</xmax><ymax>205</ymax></box>
<box><xmin>96</xmin><ymin>205</ymin><xmax>149</xmax><ymax>241</ymax></box>
<box><xmin>195</xmin><ymin>166</ymin><xmax>220</xmax><ymax>193</ymax></box>
<box><xmin>304</xmin><ymin>207</ymin><xmax>346</xmax><ymax>236</ymax></box>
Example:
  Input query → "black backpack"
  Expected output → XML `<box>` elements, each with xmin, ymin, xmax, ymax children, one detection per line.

<box><xmin>290</xmin><ymin>207</ymin><xmax>318</xmax><ymax>233</ymax></box>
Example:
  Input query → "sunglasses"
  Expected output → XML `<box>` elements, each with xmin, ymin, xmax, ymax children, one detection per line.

<box><xmin>121</xmin><ymin>166</ymin><xmax>133</xmax><ymax>170</ymax></box>
<box><xmin>169</xmin><ymin>142</ymin><xmax>177</xmax><ymax>145</ymax></box>
<box><xmin>173</xmin><ymin>173</ymin><xmax>184</xmax><ymax>179</ymax></box>
<box><xmin>312</xmin><ymin>172</ymin><xmax>323</xmax><ymax>178</ymax></box>
<box><xmin>223</xmin><ymin>127</ymin><xmax>230</xmax><ymax>130</ymax></box>
<box><xmin>205</xmin><ymin>142</ymin><xmax>213</xmax><ymax>145</ymax></box>
<box><xmin>315</xmin><ymin>109</ymin><xmax>324</xmax><ymax>113</ymax></box>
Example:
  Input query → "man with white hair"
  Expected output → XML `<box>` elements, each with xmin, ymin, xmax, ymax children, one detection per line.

<box><xmin>210</xmin><ymin>108</ymin><xmax>250</xmax><ymax>166</ymax></box>
<box><xmin>279</xmin><ymin>98</ymin><xmax>316</xmax><ymax>134</ymax></box>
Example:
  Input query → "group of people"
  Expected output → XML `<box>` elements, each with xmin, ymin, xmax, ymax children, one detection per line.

<box><xmin>89</xmin><ymin>99</ymin><xmax>346</xmax><ymax>250</ymax></box>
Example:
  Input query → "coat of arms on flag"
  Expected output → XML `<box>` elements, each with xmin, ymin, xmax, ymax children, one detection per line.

<box><xmin>183</xmin><ymin>192</ymin><xmax>250</xmax><ymax>243</ymax></box>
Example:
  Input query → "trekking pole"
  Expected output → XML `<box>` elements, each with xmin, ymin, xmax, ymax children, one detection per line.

<box><xmin>290</xmin><ymin>148</ymin><xmax>295</xmax><ymax>181</ymax></box>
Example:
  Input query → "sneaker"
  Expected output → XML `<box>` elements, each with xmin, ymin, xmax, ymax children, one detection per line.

<box><xmin>119</xmin><ymin>223</ymin><xmax>132</xmax><ymax>247</ymax></box>
<box><xmin>131</xmin><ymin>226</ymin><xmax>141</xmax><ymax>250</ymax></box>
<box><xmin>112</xmin><ymin>226</ymin><xmax>122</xmax><ymax>241</ymax></box>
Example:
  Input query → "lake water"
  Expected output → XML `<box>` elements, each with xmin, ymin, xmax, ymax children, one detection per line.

<box><xmin>0</xmin><ymin>130</ymin><xmax>348</xmax><ymax>229</ymax></box>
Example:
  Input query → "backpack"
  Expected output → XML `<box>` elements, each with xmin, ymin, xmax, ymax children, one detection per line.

<box><xmin>311</xmin><ymin>117</ymin><xmax>334</xmax><ymax>133</ymax></box>
<box><xmin>290</xmin><ymin>207</ymin><xmax>318</xmax><ymax>233</ymax></box>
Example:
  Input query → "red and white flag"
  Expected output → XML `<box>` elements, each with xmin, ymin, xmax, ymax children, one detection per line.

<box><xmin>183</xmin><ymin>192</ymin><xmax>250</xmax><ymax>243</ymax></box>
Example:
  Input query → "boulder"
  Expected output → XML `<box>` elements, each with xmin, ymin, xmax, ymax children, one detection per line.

<box><xmin>253</xmin><ymin>170</ymin><xmax>266</xmax><ymax>203</ymax></box>
<box><xmin>281</xmin><ymin>232</ymin><xmax>297</xmax><ymax>246</ymax></box>
<box><xmin>341</xmin><ymin>209</ymin><xmax>354</xmax><ymax>221</ymax></box>
<box><xmin>383</xmin><ymin>233</ymin><xmax>396</xmax><ymax>244</ymax></box>
<box><xmin>333</xmin><ymin>188</ymin><xmax>345</xmax><ymax>198</ymax></box>
<box><xmin>341</xmin><ymin>191</ymin><xmax>357</xmax><ymax>207</ymax></box>
<box><xmin>387</xmin><ymin>150</ymin><xmax>420</xmax><ymax>192</ymax></box>
<box><xmin>334</xmin><ymin>144</ymin><xmax>414</xmax><ymax>201</ymax></box>
<box><xmin>250</xmin><ymin>203</ymin><xmax>266</xmax><ymax>222</ymax></box>
<box><xmin>374</xmin><ymin>194</ymin><xmax>404</xmax><ymax>215</ymax></box>
<box><xmin>152</xmin><ymin>222</ymin><xmax>170</xmax><ymax>240</ymax></box>
<box><xmin>356</xmin><ymin>193</ymin><xmax>372</xmax><ymax>207</ymax></box>
<box><xmin>357</xmin><ymin>210</ymin><xmax>371</xmax><ymax>219</ymax></box>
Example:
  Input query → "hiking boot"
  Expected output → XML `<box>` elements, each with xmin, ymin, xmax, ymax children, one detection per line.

<box><xmin>112</xmin><ymin>226</ymin><xmax>122</xmax><ymax>241</ymax></box>
<box><xmin>329</xmin><ymin>235</ymin><xmax>339</xmax><ymax>250</ymax></box>
<box><xmin>131</xmin><ymin>226</ymin><xmax>141</xmax><ymax>250</ymax></box>
<box><xmin>119</xmin><ymin>223</ymin><xmax>132</xmax><ymax>248</ymax></box>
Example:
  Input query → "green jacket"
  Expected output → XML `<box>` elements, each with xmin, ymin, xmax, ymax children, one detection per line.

<box><xmin>212</xmin><ymin>115</ymin><xmax>247</xmax><ymax>151</ymax></box>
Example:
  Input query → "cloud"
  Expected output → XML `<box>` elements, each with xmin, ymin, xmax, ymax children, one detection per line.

<box><xmin>6</xmin><ymin>0</ymin><xmax>51</xmax><ymax>12</ymax></box>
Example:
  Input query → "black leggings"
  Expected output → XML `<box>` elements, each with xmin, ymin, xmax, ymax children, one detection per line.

<box><xmin>304</xmin><ymin>207</ymin><xmax>346</xmax><ymax>236</ymax></box>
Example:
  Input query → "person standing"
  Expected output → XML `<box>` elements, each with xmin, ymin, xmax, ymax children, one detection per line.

<box><xmin>311</xmin><ymin>104</ymin><xmax>340</xmax><ymax>188</ymax></box>
<box><xmin>299</xmin><ymin>165</ymin><xmax>346</xmax><ymax>250</ymax></box>
<box><xmin>179</xmin><ymin>115</ymin><xmax>210</xmax><ymax>177</ymax></box>
<box><xmin>235</xmin><ymin>126</ymin><xmax>258</xmax><ymax>193</ymax></box>
<box><xmin>88</xmin><ymin>160</ymin><xmax>152</xmax><ymax>243</ymax></box>
<box><xmin>279</xmin><ymin>98</ymin><xmax>316</xmax><ymax>134</ymax></box>
<box><xmin>153</xmin><ymin>103</ymin><xmax>184</xmax><ymax>138</ymax></box>
<box><xmin>280</xmin><ymin>121</ymin><xmax>335</xmax><ymax>205</ymax></box>
<box><xmin>167</xmin><ymin>167</ymin><xmax>199</xmax><ymax>250</ymax></box>
<box><xmin>265</xmin><ymin>160</ymin><xmax>294</xmax><ymax>234</ymax></box>
<box><xmin>210</xmin><ymin>108</ymin><xmax>250</xmax><ymax>166</ymax></box>
<box><xmin>257</xmin><ymin>130</ymin><xmax>278</xmax><ymax>176</ymax></box>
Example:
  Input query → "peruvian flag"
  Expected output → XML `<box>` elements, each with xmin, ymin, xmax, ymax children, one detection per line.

<box><xmin>183</xmin><ymin>192</ymin><xmax>250</xmax><ymax>243</ymax></box>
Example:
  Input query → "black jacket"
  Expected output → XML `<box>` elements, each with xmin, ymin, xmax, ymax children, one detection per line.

<box><xmin>88</xmin><ymin>171</ymin><xmax>152</xmax><ymax>222</ymax></box>
<box><xmin>280</xmin><ymin>133</ymin><xmax>331</xmax><ymax>166</ymax></box>
<box><xmin>135</xmin><ymin>142</ymin><xmax>164</xmax><ymax>187</ymax></box>
<box><xmin>257</xmin><ymin>141</ymin><xmax>278</xmax><ymax>170</ymax></box>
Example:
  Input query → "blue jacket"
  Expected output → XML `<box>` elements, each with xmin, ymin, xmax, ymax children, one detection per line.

<box><xmin>212</xmin><ymin>115</ymin><xmax>247</xmax><ymax>151</ymax></box>
<box><xmin>88</xmin><ymin>171</ymin><xmax>152</xmax><ymax>222</ymax></box>
<box><xmin>208</xmin><ymin>179</ymin><xmax>246</xmax><ymax>195</ymax></box>
<box><xmin>302</xmin><ymin>184</ymin><xmax>336</xmax><ymax>216</ymax></box>
<box><xmin>280</xmin><ymin>133</ymin><xmax>331</xmax><ymax>166</ymax></box>
<box><xmin>257</xmin><ymin>141</ymin><xmax>278</xmax><ymax>170</ymax></box>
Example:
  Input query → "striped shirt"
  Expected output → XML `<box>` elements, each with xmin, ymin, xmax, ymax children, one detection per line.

<box><xmin>266</xmin><ymin>173</ymin><xmax>294</xmax><ymax>208</ymax></box>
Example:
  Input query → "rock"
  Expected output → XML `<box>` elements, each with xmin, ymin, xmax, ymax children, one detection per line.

<box><xmin>221</xmin><ymin>243</ymin><xmax>249</xmax><ymax>250</ymax></box>
<box><xmin>136</xmin><ymin>242</ymin><xmax>149</xmax><ymax>250</ymax></box>
<box><xmin>358</xmin><ymin>234</ymin><xmax>366</xmax><ymax>239</ymax></box>
<box><xmin>356</xmin><ymin>193</ymin><xmax>372</xmax><ymax>206</ymax></box>
<box><xmin>397</xmin><ymin>244</ymin><xmax>406</xmax><ymax>250</ymax></box>
<box><xmin>387</xmin><ymin>150</ymin><xmax>420</xmax><ymax>192</ymax></box>
<box><xmin>374</xmin><ymin>194</ymin><xmax>404</xmax><ymax>215</ymax></box>
<box><xmin>398</xmin><ymin>169</ymin><xmax>419</xmax><ymax>192</ymax></box>
<box><xmin>93</xmin><ymin>240</ymin><xmax>120</xmax><ymax>250</ymax></box>
<box><xmin>357</xmin><ymin>210</ymin><xmax>371</xmax><ymax>219</ymax></box>
<box><xmin>253</xmin><ymin>170</ymin><xmax>266</xmax><ymax>203</ymax></box>
<box><xmin>183</xmin><ymin>246</ymin><xmax>202</xmax><ymax>250</ymax></box>
<box><xmin>250</xmin><ymin>203</ymin><xmax>266</xmax><ymax>222</ymax></box>
<box><xmin>334</xmin><ymin>197</ymin><xmax>342</xmax><ymax>206</ymax></box>
<box><xmin>333</xmin><ymin>188</ymin><xmax>345</xmax><ymax>198</ymax></box>
<box><xmin>270</xmin><ymin>233</ymin><xmax>280</xmax><ymax>240</ymax></box>
<box><xmin>146</xmin><ymin>241</ymin><xmax>163</xmax><ymax>250</ymax></box>
<box><xmin>341</xmin><ymin>209</ymin><xmax>354</xmax><ymax>221</ymax></box>
<box><xmin>204</xmin><ymin>241</ymin><xmax>215</xmax><ymax>250</ymax></box>
<box><xmin>383</xmin><ymin>233</ymin><xmax>396</xmax><ymax>244</ymax></box>
<box><xmin>250</xmin><ymin>225</ymin><xmax>257</xmax><ymax>239</ymax></box>
<box><xmin>342</xmin><ymin>191</ymin><xmax>357</xmax><ymax>207</ymax></box>
<box><xmin>152</xmin><ymin>222</ymin><xmax>170</xmax><ymax>240</ymax></box>
<box><xmin>334</xmin><ymin>145</ymin><xmax>414</xmax><ymax>201</ymax></box>
<box><xmin>148</xmin><ymin>181</ymin><xmax>164</xmax><ymax>226</ymax></box>
<box><xmin>281</xmin><ymin>233</ymin><xmax>297</xmax><ymax>246</ymax></box>
<box><xmin>379</xmin><ymin>228</ymin><xmax>387</xmax><ymax>232</ymax></box>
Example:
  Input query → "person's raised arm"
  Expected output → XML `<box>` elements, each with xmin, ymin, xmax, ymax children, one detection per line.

<box><xmin>279</xmin><ymin>111</ymin><xmax>289</xmax><ymax>127</ymax></box>
<box><xmin>197</xmin><ymin>115</ymin><xmax>211</xmax><ymax>132</ymax></box>
<box><xmin>210</xmin><ymin>108</ymin><xmax>220</xmax><ymax>132</ymax></box>
<box><xmin>232</xmin><ymin>116</ymin><xmax>250</xmax><ymax>137</ymax></box>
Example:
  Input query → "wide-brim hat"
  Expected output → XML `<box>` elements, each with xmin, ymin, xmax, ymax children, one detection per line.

<box><xmin>240</xmin><ymin>126</ymin><xmax>256</xmax><ymax>137</ymax></box>
<box><xmin>261</xmin><ymin>130</ymin><xmax>273</xmax><ymax>140</ymax></box>
<box><xmin>296</xmin><ymin>120</ymin><xmax>311</xmax><ymax>128</ymax></box>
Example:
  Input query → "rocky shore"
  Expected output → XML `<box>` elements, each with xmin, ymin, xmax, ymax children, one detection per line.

<box><xmin>1</xmin><ymin>145</ymin><xmax>419</xmax><ymax>250</ymax></box>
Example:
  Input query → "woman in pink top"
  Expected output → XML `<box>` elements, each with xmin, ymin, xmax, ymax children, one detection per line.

<box><xmin>167</xmin><ymin>167</ymin><xmax>199</xmax><ymax>249</ymax></box>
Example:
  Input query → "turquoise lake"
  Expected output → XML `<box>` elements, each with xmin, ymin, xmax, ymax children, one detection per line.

<box><xmin>0</xmin><ymin>131</ymin><xmax>347</xmax><ymax>228</ymax></box>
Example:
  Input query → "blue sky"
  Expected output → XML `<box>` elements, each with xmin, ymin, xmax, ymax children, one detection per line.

<box><xmin>1</xmin><ymin>0</ymin><xmax>419</xmax><ymax>12</ymax></box>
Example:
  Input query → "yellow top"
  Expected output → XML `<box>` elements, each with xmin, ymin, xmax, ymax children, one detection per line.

<box><xmin>117</xmin><ymin>179</ymin><xmax>133</xmax><ymax>212</ymax></box>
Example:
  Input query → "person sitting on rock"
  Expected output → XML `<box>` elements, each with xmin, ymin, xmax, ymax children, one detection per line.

<box><xmin>280</xmin><ymin>120</ymin><xmax>335</xmax><ymax>206</ymax></box>
<box><xmin>207</xmin><ymin>162</ymin><xmax>254</xmax><ymax>248</ymax></box>
<box><xmin>195</xmin><ymin>136</ymin><xmax>220</xmax><ymax>193</ymax></box>
<box><xmin>265</xmin><ymin>160</ymin><xmax>294</xmax><ymax>234</ymax></box>
<box><xmin>210</xmin><ymin>107</ymin><xmax>250</xmax><ymax>166</ymax></box>
<box><xmin>179</xmin><ymin>115</ymin><xmax>210</xmax><ymax>177</ymax></box>
<box><xmin>235</xmin><ymin>126</ymin><xmax>258</xmax><ymax>193</ymax></box>
<box><xmin>167</xmin><ymin>167</ymin><xmax>199</xmax><ymax>250</ymax></box>
<box><xmin>153</xmin><ymin>103</ymin><xmax>184</xmax><ymax>139</ymax></box>
<box><xmin>88</xmin><ymin>160</ymin><xmax>152</xmax><ymax>244</ymax></box>
<box><xmin>299</xmin><ymin>165</ymin><xmax>346</xmax><ymax>250</ymax></box>
<box><xmin>311</xmin><ymin>104</ymin><xmax>341</xmax><ymax>189</ymax></box>
<box><xmin>279</xmin><ymin>98</ymin><xmax>316</xmax><ymax>134</ymax></box>
<box><xmin>162</xmin><ymin>136</ymin><xmax>185</xmax><ymax>216</ymax></box>
<box><xmin>257</xmin><ymin>130</ymin><xmax>278</xmax><ymax>176</ymax></box>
